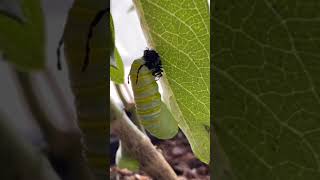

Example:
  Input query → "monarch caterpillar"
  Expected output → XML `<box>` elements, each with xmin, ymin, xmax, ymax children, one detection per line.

<box><xmin>56</xmin><ymin>0</ymin><xmax>109</xmax><ymax>179</ymax></box>
<box><xmin>129</xmin><ymin>49</ymin><xmax>162</xmax><ymax>129</ymax></box>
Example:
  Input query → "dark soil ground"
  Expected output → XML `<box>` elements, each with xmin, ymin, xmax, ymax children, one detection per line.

<box><xmin>110</xmin><ymin>131</ymin><xmax>210</xmax><ymax>180</ymax></box>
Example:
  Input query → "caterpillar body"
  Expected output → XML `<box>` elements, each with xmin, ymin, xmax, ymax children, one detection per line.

<box><xmin>129</xmin><ymin>49</ymin><xmax>163</xmax><ymax>132</ymax></box>
<box><xmin>58</xmin><ymin>0</ymin><xmax>109</xmax><ymax>179</ymax></box>
<box><xmin>129</xmin><ymin>50</ymin><xmax>178</xmax><ymax>139</ymax></box>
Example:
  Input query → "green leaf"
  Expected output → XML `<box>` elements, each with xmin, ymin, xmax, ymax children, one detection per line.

<box><xmin>213</xmin><ymin>0</ymin><xmax>320</xmax><ymax>179</ymax></box>
<box><xmin>0</xmin><ymin>0</ymin><xmax>26</xmax><ymax>23</ymax></box>
<box><xmin>116</xmin><ymin>142</ymin><xmax>140</xmax><ymax>172</ymax></box>
<box><xmin>110</xmin><ymin>14</ymin><xmax>116</xmax><ymax>68</ymax></box>
<box><xmin>0</xmin><ymin>0</ymin><xmax>44</xmax><ymax>71</ymax></box>
<box><xmin>111</xmin><ymin>47</ymin><xmax>125</xmax><ymax>84</ymax></box>
<box><xmin>110</xmin><ymin>14</ymin><xmax>124</xmax><ymax>84</ymax></box>
<box><xmin>133</xmin><ymin>0</ymin><xmax>210</xmax><ymax>163</ymax></box>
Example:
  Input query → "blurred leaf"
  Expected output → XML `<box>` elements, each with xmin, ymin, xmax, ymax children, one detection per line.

<box><xmin>0</xmin><ymin>0</ymin><xmax>26</xmax><ymax>23</ymax></box>
<box><xmin>110</xmin><ymin>55</ymin><xmax>117</xmax><ymax>68</ymax></box>
<box><xmin>133</xmin><ymin>0</ymin><xmax>210</xmax><ymax>163</ymax></box>
<box><xmin>111</xmin><ymin>48</ymin><xmax>125</xmax><ymax>84</ymax></box>
<box><xmin>116</xmin><ymin>142</ymin><xmax>140</xmax><ymax>172</ymax></box>
<box><xmin>0</xmin><ymin>0</ymin><xmax>44</xmax><ymax>71</ymax></box>
<box><xmin>110</xmin><ymin>14</ymin><xmax>116</xmax><ymax>68</ymax></box>
<box><xmin>110</xmin><ymin>15</ymin><xmax>125</xmax><ymax>84</ymax></box>
<box><xmin>213</xmin><ymin>0</ymin><xmax>320</xmax><ymax>179</ymax></box>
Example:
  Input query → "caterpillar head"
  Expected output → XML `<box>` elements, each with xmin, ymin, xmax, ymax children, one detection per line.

<box><xmin>143</xmin><ymin>49</ymin><xmax>163</xmax><ymax>80</ymax></box>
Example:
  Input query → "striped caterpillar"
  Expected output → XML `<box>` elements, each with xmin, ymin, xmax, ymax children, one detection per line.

<box><xmin>56</xmin><ymin>0</ymin><xmax>109</xmax><ymax>179</ymax></box>
<box><xmin>129</xmin><ymin>49</ymin><xmax>178</xmax><ymax>139</ymax></box>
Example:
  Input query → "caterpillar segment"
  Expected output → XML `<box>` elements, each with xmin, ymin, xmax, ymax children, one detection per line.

<box><xmin>61</xmin><ymin>0</ymin><xmax>109</xmax><ymax>179</ymax></box>
<box><xmin>129</xmin><ymin>58</ymin><xmax>162</xmax><ymax>131</ymax></box>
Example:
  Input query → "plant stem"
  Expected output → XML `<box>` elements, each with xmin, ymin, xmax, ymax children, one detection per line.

<box><xmin>111</xmin><ymin>100</ymin><xmax>177</xmax><ymax>180</ymax></box>
<box><xmin>14</xmin><ymin>70</ymin><xmax>94</xmax><ymax>180</ymax></box>
<box><xmin>126</xmin><ymin>103</ymin><xmax>146</xmax><ymax>134</ymax></box>
<box><xmin>15</xmin><ymin>70</ymin><xmax>59</xmax><ymax>140</ymax></box>
<box><xmin>113</xmin><ymin>83</ymin><xmax>145</xmax><ymax>133</ymax></box>
<box><xmin>0</xmin><ymin>111</ymin><xmax>61</xmax><ymax>180</ymax></box>
<box><xmin>114</xmin><ymin>83</ymin><xmax>128</xmax><ymax>107</ymax></box>
<box><xmin>122</xmin><ymin>83</ymin><xmax>133</xmax><ymax>102</ymax></box>
<box><xmin>43</xmin><ymin>68</ymin><xmax>77</xmax><ymax>129</ymax></box>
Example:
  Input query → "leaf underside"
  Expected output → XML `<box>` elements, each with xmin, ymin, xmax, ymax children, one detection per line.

<box><xmin>133</xmin><ymin>0</ymin><xmax>210</xmax><ymax>163</ymax></box>
<box><xmin>213</xmin><ymin>0</ymin><xmax>320</xmax><ymax>179</ymax></box>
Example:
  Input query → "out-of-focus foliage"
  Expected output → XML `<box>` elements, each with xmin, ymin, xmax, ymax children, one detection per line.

<box><xmin>0</xmin><ymin>0</ymin><xmax>44</xmax><ymax>71</ymax></box>
<box><xmin>110</xmin><ymin>15</ymin><xmax>125</xmax><ymax>84</ymax></box>
<box><xmin>0</xmin><ymin>112</ymin><xmax>60</xmax><ymax>180</ymax></box>
<box><xmin>0</xmin><ymin>0</ymin><xmax>26</xmax><ymax>23</ymax></box>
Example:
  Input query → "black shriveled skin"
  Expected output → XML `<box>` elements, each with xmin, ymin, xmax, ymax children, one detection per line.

<box><xmin>143</xmin><ymin>49</ymin><xmax>163</xmax><ymax>80</ymax></box>
<box><xmin>134</xmin><ymin>49</ymin><xmax>164</xmax><ymax>84</ymax></box>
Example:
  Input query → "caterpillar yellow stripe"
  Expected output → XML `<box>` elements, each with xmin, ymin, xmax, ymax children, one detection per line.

<box><xmin>130</xmin><ymin>58</ymin><xmax>162</xmax><ymax>128</ymax></box>
<box><xmin>60</xmin><ymin>0</ymin><xmax>109</xmax><ymax>179</ymax></box>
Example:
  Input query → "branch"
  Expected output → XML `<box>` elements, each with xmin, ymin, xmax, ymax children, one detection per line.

<box><xmin>15</xmin><ymin>70</ymin><xmax>59</xmax><ymax>140</ymax></box>
<box><xmin>122</xmin><ymin>83</ymin><xmax>134</xmax><ymax>102</ymax></box>
<box><xmin>115</xmin><ymin>83</ymin><xmax>128</xmax><ymax>107</ymax></box>
<box><xmin>0</xmin><ymin>111</ymin><xmax>61</xmax><ymax>180</ymax></box>
<box><xmin>111</xmin><ymin>100</ymin><xmax>177</xmax><ymax>180</ymax></box>
<box><xmin>113</xmin><ymin>83</ymin><xmax>145</xmax><ymax>133</ymax></box>
<box><xmin>125</xmin><ymin>102</ymin><xmax>146</xmax><ymax>134</ymax></box>
<box><xmin>14</xmin><ymin>70</ymin><xmax>95</xmax><ymax>180</ymax></box>
<box><xmin>43</xmin><ymin>68</ymin><xmax>77</xmax><ymax>129</ymax></box>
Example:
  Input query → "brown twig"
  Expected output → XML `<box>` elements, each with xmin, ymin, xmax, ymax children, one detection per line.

<box><xmin>113</xmin><ymin>83</ymin><xmax>145</xmax><ymax>133</ymax></box>
<box><xmin>111</xmin><ymin>100</ymin><xmax>178</xmax><ymax>180</ymax></box>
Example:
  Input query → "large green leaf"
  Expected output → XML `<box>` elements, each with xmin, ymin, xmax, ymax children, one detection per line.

<box><xmin>0</xmin><ymin>0</ymin><xmax>44</xmax><ymax>71</ymax></box>
<box><xmin>133</xmin><ymin>0</ymin><xmax>210</xmax><ymax>163</ymax></box>
<box><xmin>213</xmin><ymin>0</ymin><xmax>320</xmax><ymax>179</ymax></box>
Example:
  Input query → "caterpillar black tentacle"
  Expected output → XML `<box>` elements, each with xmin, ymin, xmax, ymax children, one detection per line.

<box><xmin>82</xmin><ymin>9</ymin><xmax>108</xmax><ymax>72</ymax></box>
<box><xmin>56</xmin><ymin>33</ymin><xmax>64</xmax><ymax>70</ymax></box>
